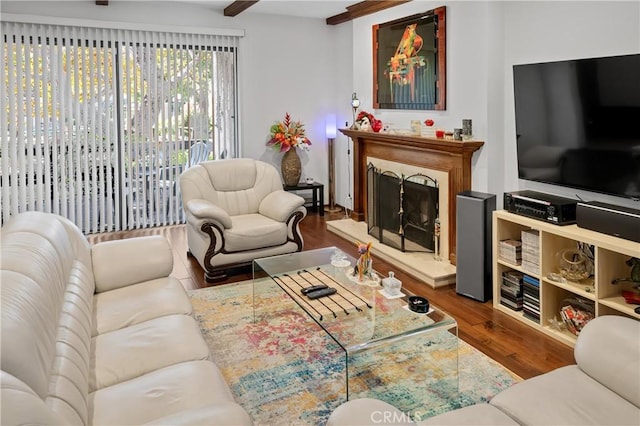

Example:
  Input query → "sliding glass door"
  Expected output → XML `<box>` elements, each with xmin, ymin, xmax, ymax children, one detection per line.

<box><xmin>1</xmin><ymin>22</ymin><xmax>239</xmax><ymax>233</ymax></box>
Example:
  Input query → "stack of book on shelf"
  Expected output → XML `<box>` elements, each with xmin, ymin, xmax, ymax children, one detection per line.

<box><xmin>499</xmin><ymin>239</ymin><xmax>522</xmax><ymax>265</ymax></box>
<box><xmin>500</xmin><ymin>270</ymin><xmax>523</xmax><ymax>311</ymax></box>
<box><xmin>521</xmin><ymin>229</ymin><xmax>540</xmax><ymax>275</ymax></box>
<box><xmin>522</xmin><ymin>274</ymin><xmax>540</xmax><ymax>323</ymax></box>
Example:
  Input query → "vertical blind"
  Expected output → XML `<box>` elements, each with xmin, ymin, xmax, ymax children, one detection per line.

<box><xmin>1</xmin><ymin>21</ymin><xmax>239</xmax><ymax>233</ymax></box>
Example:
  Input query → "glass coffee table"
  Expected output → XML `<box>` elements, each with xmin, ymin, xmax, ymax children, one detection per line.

<box><xmin>252</xmin><ymin>247</ymin><xmax>459</xmax><ymax>409</ymax></box>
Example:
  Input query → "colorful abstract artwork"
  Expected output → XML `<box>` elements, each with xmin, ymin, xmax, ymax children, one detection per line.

<box><xmin>373</xmin><ymin>7</ymin><xmax>446</xmax><ymax>110</ymax></box>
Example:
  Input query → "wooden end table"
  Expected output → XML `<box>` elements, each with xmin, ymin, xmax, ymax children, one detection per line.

<box><xmin>284</xmin><ymin>182</ymin><xmax>324</xmax><ymax>216</ymax></box>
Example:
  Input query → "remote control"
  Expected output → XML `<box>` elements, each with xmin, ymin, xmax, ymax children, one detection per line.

<box><xmin>300</xmin><ymin>284</ymin><xmax>328</xmax><ymax>295</ymax></box>
<box><xmin>306</xmin><ymin>287</ymin><xmax>337</xmax><ymax>300</ymax></box>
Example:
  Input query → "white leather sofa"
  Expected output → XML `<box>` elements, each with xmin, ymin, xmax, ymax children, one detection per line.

<box><xmin>328</xmin><ymin>315</ymin><xmax>640</xmax><ymax>425</ymax></box>
<box><xmin>0</xmin><ymin>211</ymin><xmax>252</xmax><ymax>425</ymax></box>
<box><xmin>180</xmin><ymin>158</ymin><xmax>307</xmax><ymax>282</ymax></box>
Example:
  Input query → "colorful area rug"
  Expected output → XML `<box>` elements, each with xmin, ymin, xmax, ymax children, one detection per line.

<box><xmin>189</xmin><ymin>280</ymin><xmax>520</xmax><ymax>425</ymax></box>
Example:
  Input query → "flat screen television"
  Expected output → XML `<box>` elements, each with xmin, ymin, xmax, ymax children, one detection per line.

<box><xmin>513</xmin><ymin>53</ymin><xmax>640</xmax><ymax>200</ymax></box>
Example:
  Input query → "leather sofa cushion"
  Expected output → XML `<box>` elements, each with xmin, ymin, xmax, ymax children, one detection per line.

<box><xmin>225</xmin><ymin>214</ymin><xmax>287</xmax><ymax>252</ymax></box>
<box><xmin>92</xmin><ymin>277</ymin><xmax>192</xmax><ymax>336</ymax></box>
<box><xmin>90</xmin><ymin>314</ymin><xmax>210</xmax><ymax>391</ymax></box>
<box><xmin>89</xmin><ymin>360</ymin><xmax>241</xmax><ymax>425</ymax></box>
<box><xmin>489</xmin><ymin>365</ymin><xmax>640</xmax><ymax>425</ymax></box>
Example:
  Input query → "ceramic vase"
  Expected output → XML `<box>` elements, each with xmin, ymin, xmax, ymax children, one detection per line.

<box><xmin>281</xmin><ymin>149</ymin><xmax>302</xmax><ymax>186</ymax></box>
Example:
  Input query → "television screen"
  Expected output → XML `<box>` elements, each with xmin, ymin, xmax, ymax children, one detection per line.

<box><xmin>513</xmin><ymin>53</ymin><xmax>640</xmax><ymax>199</ymax></box>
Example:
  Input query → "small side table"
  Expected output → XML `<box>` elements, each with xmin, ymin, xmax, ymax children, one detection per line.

<box><xmin>284</xmin><ymin>182</ymin><xmax>324</xmax><ymax>216</ymax></box>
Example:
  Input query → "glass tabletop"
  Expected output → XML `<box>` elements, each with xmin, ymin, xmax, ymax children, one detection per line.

<box><xmin>252</xmin><ymin>247</ymin><xmax>457</xmax><ymax>354</ymax></box>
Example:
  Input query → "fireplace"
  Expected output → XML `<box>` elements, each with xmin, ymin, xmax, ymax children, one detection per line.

<box><xmin>339</xmin><ymin>129</ymin><xmax>484</xmax><ymax>264</ymax></box>
<box><xmin>367</xmin><ymin>163</ymin><xmax>439</xmax><ymax>253</ymax></box>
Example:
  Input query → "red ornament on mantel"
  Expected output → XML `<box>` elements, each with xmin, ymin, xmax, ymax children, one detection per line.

<box><xmin>371</xmin><ymin>119</ymin><xmax>383</xmax><ymax>133</ymax></box>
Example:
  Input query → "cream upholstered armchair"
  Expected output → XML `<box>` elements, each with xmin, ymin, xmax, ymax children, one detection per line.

<box><xmin>180</xmin><ymin>158</ymin><xmax>307</xmax><ymax>282</ymax></box>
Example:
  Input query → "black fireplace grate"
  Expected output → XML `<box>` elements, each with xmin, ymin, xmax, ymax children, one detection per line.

<box><xmin>366</xmin><ymin>163</ymin><xmax>439</xmax><ymax>252</ymax></box>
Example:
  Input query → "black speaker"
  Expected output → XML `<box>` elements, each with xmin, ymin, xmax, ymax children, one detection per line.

<box><xmin>456</xmin><ymin>191</ymin><xmax>496</xmax><ymax>302</ymax></box>
<box><xmin>577</xmin><ymin>201</ymin><xmax>640</xmax><ymax>243</ymax></box>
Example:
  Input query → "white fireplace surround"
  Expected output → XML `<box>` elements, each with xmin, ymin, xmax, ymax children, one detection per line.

<box><xmin>367</xmin><ymin>157</ymin><xmax>450</xmax><ymax>261</ymax></box>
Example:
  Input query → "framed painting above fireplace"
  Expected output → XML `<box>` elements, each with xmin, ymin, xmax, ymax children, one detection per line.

<box><xmin>372</xmin><ymin>6</ymin><xmax>446</xmax><ymax>110</ymax></box>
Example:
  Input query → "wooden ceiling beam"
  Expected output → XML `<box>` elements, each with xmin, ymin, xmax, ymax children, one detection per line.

<box><xmin>326</xmin><ymin>0</ymin><xmax>412</xmax><ymax>25</ymax></box>
<box><xmin>224</xmin><ymin>1</ymin><xmax>259</xmax><ymax>17</ymax></box>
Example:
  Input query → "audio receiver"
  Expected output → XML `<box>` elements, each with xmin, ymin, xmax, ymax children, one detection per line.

<box><xmin>503</xmin><ymin>190</ymin><xmax>577</xmax><ymax>225</ymax></box>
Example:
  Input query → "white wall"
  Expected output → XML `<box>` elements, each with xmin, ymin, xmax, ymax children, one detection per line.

<box><xmin>348</xmin><ymin>0</ymin><xmax>640</xmax><ymax>210</ymax></box>
<box><xmin>348</xmin><ymin>1</ymin><xmax>495</xmax><ymax>199</ymax></box>
<box><xmin>501</xmin><ymin>1</ymin><xmax>640</xmax><ymax>209</ymax></box>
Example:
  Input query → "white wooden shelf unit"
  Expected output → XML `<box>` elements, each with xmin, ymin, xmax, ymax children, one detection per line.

<box><xmin>493</xmin><ymin>210</ymin><xmax>640</xmax><ymax>347</ymax></box>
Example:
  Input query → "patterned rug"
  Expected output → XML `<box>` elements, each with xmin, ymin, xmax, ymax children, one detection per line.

<box><xmin>189</xmin><ymin>280</ymin><xmax>520</xmax><ymax>425</ymax></box>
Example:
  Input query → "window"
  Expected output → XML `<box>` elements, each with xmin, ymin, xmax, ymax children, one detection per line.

<box><xmin>1</xmin><ymin>21</ymin><xmax>239</xmax><ymax>232</ymax></box>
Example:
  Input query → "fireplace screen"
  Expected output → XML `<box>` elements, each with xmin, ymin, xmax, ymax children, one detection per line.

<box><xmin>367</xmin><ymin>163</ymin><xmax>439</xmax><ymax>252</ymax></box>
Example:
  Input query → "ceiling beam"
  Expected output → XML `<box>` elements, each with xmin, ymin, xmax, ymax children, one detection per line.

<box><xmin>224</xmin><ymin>1</ymin><xmax>259</xmax><ymax>17</ymax></box>
<box><xmin>326</xmin><ymin>0</ymin><xmax>412</xmax><ymax>25</ymax></box>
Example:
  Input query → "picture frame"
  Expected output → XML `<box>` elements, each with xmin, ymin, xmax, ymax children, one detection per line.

<box><xmin>373</xmin><ymin>6</ymin><xmax>446</xmax><ymax>110</ymax></box>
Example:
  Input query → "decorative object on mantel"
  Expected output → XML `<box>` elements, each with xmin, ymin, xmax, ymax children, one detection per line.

<box><xmin>267</xmin><ymin>112</ymin><xmax>311</xmax><ymax>186</ymax></box>
<box><xmin>462</xmin><ymin>118</ymin><xmax>473</xmax><ymax>140</ymax></box>
<box><xmin>423</xmin><ymin>118</ymin><xmax>435</xmax><ymax>138</ymax></box>
<box><xmin>355</xmin><ymin>111</ymin><xmax>382</xmax><ymax>132</ymax></box>
<box><xmin>350</xmin><ymin>92</ymin><xmax>361</xmax><ymax>129</ymax></box>
<box><xmin>411</xmin><ymin>120</ymin><xmax>421</xmax><ymax>135</ymax></box>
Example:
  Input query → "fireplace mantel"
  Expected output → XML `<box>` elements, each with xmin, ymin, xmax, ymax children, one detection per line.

<box><xmin>340</xmin><ymin>128</ymin><xmax>484</xmax><ymax>265</ymax></box>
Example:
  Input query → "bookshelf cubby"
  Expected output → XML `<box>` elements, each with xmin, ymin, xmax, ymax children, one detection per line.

<box><xmin>493</xmin><ymin>210</ymin><xmax>640</xmax><ymax>347</ymax></box>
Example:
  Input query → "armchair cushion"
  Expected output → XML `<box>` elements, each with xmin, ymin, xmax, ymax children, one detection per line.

<box><xmin>225</xmin><ymin>214</ymin><xmax>288</xmax><ymax>252</ymax></box>
<box><xmin>259</xmin><ymin>190</ymin><xmax>306</xmax><ymax>222</ymax></box>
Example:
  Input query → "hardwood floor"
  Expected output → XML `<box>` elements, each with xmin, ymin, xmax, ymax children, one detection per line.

<box><xmin>88</xmin><ymin>211</ymin><xmax>575</xmax><ymax>380</ymax></box>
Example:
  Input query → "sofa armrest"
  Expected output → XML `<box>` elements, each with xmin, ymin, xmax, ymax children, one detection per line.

<box><xmin>574</xmin><ymin>315</ymin><xmax>640</xmax><ymax>407</ymax></box>
<box><xmin>92</xmin><ymin>235</ymin><xmax>173</xmax><ymax>293</ymax></box>
<box><xmin>0</xmin><ymin>371</ymin><xmax>66</xmax><ymax>425</ymax></box>
<box><xmin>259</xmin><ymin>190</ymin><xmax>305</xmax><ymax>222</ymax></box>
<box><xmin>185</xmin><ymin>199</ymin><xmax>232</xmax><ymax>228</ymax></box>
<box><xmin>144</xmin><ymin>403</ymin><xmax>253</xmax><ymax>425</ymax></box>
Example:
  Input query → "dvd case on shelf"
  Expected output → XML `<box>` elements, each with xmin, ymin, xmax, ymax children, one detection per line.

<box><xmin>521</xmin><ymin>229</ymin><xmax>540</xmax><ymax>275</ymax></box>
